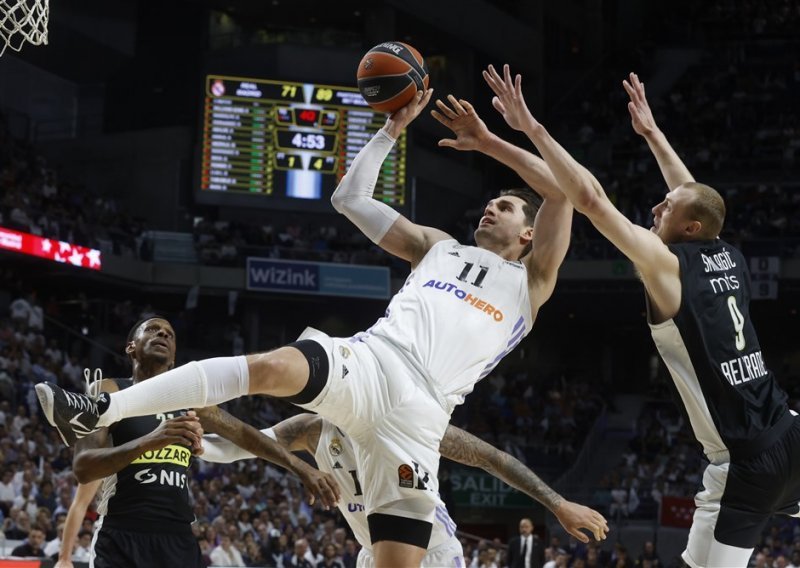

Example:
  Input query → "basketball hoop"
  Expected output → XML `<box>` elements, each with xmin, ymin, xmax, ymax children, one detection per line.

<box><xmin>0</xmin><ymin>0</ymin><xmax>48</xmax><ymax>56</ymax></box>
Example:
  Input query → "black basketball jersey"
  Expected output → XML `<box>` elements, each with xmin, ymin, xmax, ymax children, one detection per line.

<box><xmin>96</xmin><ymin>379</ymin><xmax>194</xmax><ymax>534</ymax></box>
<box><xmin>648</xmin><ymin>239</ymin><xmax>791</xmax><ymax>462</ymax></box>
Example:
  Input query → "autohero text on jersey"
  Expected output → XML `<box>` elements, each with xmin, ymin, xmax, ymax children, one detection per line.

<box><xmin>422</xmin><ymin>280</ymin><xmax>504</xmax><ymax>322</ymax></box>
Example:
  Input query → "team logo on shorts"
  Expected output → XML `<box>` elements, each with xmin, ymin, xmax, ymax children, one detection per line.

<box><xmin>329</xmin><ymin>438</ymin><xmax>343</xmax><ymax>457</ymax></box>
<box><xmin>398</xmin><ymin>464</ymin><xmax>414</xmax><ymax>488</ymax></box>
<box><xmin>339</xmin><ymin>346</ymin><xmax>351</xmax><ymax>359</ymax></box>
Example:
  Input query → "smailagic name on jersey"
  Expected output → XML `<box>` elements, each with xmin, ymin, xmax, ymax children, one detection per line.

<box><xmin>650</xmin><ymin>240</ymin><xmax>789</xmax><ymax>461</ymax></box>
<box><xmin>363</xmin><ymin>240</ymin><xmax>533</xmax><ymax>411</ymax></box>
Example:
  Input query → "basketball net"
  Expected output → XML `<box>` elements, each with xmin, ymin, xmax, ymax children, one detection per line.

<box><xmin>0</xmin><ymin>0</ymin><xmax>48</xmax><ymax>56</ymax></box>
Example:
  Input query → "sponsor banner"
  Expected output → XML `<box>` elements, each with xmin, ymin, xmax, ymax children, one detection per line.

<box><xmin>0</xmin><ymin>226</ymin><xmax>101</xmax><ymax>270</ymax></box>
<box><xmin>450</xmin><ymin>467</ymin><xmax>531</xmax><ymax>508</ymax></box>
<box><xmin>660</xmin><ymin>495</ymin><xmax>695</xmax><ymax>528</ymax></box>
<box><xmin>247</xmin><ymin>257</ymin><xmax>389</xmax><ymax>299</ymax></box>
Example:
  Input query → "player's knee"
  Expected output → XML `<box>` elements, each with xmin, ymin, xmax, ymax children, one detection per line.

<box><xmin>246</xmin><ymin>350</ymin><xmax>298</xmax><ymax>395</ymax></box>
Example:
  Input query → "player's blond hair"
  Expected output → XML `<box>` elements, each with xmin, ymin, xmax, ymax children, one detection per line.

<box><xmin>684</xmin><ymin>182</ymin><xmax>726</xmax><ymax>238</ymax></box>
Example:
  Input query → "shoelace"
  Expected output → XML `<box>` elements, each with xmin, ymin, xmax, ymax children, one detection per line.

<box><xmin>63</xmin><ymin>368</ymin><xmax>104</xmax><ymax>414</ymax></box>
<box><xmin>84</xmin><ymin>368</ymin><xmax>103</xmax><ymax>400</ymax></box>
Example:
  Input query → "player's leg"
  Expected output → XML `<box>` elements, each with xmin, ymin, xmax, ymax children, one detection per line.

<box><xmin>356</xmin><ymin>380</ymin><xmax>450</xmax><ymax>568</ymax></box>
<box><xmin>373</xmin><ymin>539</ymin><xmax>427</xmax><ymax>568</ymax></box>
<box><xmin>36</xmin><ymin>343</ymin><xmax>315</xmax><ymax>445</ymax></box>
<box><xmin>421</xmin><ymin>536</ymin><xmax>466</xmax><ymax>568</ymax></box>
<box><xmin>684</xmin><ymin>461</ymin><xmax>773</xmax><ymax>568</ymax></box>
<box><xmin>370</xmin><ymin>509</ymin><xmax>430</xmax><ymax>567</ymax></box>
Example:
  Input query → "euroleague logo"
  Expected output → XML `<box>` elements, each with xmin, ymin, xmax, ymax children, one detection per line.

<box><xmin>363</xmin><ymin>57</ymin><xmax>374</xmax><ymax>71</ymax></box>
<box><xmin>398</xmin><ymin>464</ymin><xmax>414</xmax><ymax>488</ymax></box>
<box><xmin>398</xmin><ymin>462</ymin><xmax>430</xmax><ymax>491</ymax></box>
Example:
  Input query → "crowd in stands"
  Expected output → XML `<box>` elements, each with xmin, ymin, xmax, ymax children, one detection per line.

<box><xmin>591</xmin><ymin>403</ymin><xmax>704</xmax><ymax>524</ymax></box>
<box><xmin>687</xmin><ymin>0</ymin><xmax>800</xmax><ymax>40</ymax></box>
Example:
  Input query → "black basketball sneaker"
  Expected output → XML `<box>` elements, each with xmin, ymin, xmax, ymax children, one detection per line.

<box><xmin>36</xmin><ymin>381</ymin><xmax>109</xmax><ymax>446</ymax></box>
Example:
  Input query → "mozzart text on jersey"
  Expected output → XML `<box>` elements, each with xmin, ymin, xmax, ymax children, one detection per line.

<box><xmin>131</xmin><ymin>445</ymin><xmax>192</xmax><ymax>467</ymax></box>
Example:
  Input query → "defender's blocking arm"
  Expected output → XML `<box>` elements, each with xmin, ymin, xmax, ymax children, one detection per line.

<box><xmin>432</xmin><ymin>94</ymin><xmax>572</xmax><ymax>306</ymax></box>
<box><xmin>483</xmin><ymin>64</ymin><xmax>674</xmax><ymax>278</ymax></box>
<box><xmin>439</xmin><ymin>425</ymin><xmax>608</xmax><ymax>542</ymax></box>
<box><xmin>623</xmin><ymin>72</ymin><xmax>694</xmax><ymax>191</ymax></box>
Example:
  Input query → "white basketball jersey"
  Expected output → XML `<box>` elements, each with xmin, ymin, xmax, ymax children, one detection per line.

<box><xmin>362</xmin><ymin>239</ymin><xmax>533</xmax><ymax>411</ymax></box>
<box><xmin>314</xmin><ymin>419</ymin><xmax>457</xmax><ymax>551</ymax></box>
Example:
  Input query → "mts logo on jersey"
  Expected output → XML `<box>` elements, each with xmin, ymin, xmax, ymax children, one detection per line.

<box><xmin>422</xmin><ymin>280</ymin><xmax>504</xmax><ymax>322</ymax></box>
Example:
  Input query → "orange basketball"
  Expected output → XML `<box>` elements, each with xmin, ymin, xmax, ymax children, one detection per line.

<box><xmin>357</xmin><ymin>41</ymin><xmax>429</xmax><ymax>113</ymax></box>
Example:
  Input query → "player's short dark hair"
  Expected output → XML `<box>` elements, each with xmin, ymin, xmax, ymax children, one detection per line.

<box><xmin>500</xmin><ymin>188</ymin><xmax>542</xmax><ymax>227</ymax></box>
<box><xmin>126</xmin><ymin>315</ymin><xmax>170</xmax><ymax>345</ymax></box>
<box><xmin>684</xmin><ymin>182</ymin><xmax>726</xmax><ymax>238</ymax></box>
<box><xmin>125</xmin><ymin>315</ymin><xmax>171</xmax><ymax>362</ymax></box>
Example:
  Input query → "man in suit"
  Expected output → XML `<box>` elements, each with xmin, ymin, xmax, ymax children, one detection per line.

<box><xmin>507</xmin><ymin>518</ymin><xmax>542</xmax><ymax>568</ymax></box>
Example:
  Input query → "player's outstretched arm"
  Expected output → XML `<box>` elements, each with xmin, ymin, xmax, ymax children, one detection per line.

<box><xmin>197</xmin><ymin>407</ymin><xmax>338</xmax><ymax>508</ymax></box>
<box><xmin>439</xmin><ymin>425</ymin><xmax>608</xmax><ymax>542</ymax></box>
<box><xmin>623</xmin><ymin>72</ymin><xmax>694</xmax><ymax>191</ymax></box>
<box><xmin>431</xmin><ymin>95</ymin><xmax>572</xmax><ymax>306</ymax></box>
<box><xmin>484</xmin><ymin>64</ymin><xmax>673</xmax><ymax>277</ymax></box>
<box><xmin>331</xmin><ymin>89</ymin><xmax>451</xmax><ymax>267</ymax></box>
<box><xmin>55</xmin><ymin>479</ymin><xmax>102</xmax><ymax>568</ymax></box>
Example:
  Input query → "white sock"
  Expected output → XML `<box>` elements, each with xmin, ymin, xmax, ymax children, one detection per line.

<box><xmin>98</xmin><ymin>356</ymin><xmax>250</xmax><ymax>427</ymax></box>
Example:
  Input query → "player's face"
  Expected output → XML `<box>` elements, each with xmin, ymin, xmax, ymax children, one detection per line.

<box><xmin>131</xmin><ymin>318</ymin><xmax>176</xmax><ymax>367</ymax></box>
<box><xmin>474</xmin><ymin>196</ymin><xmax>531</xmax><ymax>248</ymax></box>
<box><xmin>650</xmin><ymin>185</ymin><xmax>696</xmax><ymax>243</ymax></box>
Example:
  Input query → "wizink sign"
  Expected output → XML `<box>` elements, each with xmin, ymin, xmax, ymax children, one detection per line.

<box><xmin>247</xmin><ymin>258</ymin><xmax>390</xmax><ymax>299</ymax></box>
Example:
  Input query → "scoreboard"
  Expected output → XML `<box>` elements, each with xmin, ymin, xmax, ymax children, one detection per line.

<box><xmin>199</xmin><ymin>74</ymin><xmax>407</xmax><ymax>208</ymax></box>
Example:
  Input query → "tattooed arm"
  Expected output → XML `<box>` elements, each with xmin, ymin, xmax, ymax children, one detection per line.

<box><xmin>439</xmin><ymin>425</ymin><xmax>608</xmax><ymax>542</ymax></box>
<box><xmin>270</xmin><ymin>413</ymin><xmax>324</xmax><ymax>454</ymax></box>
<box><xmin>196</xmin><ymin>406</ymin><xmax>339</xmax><ymax>507</ymax></box>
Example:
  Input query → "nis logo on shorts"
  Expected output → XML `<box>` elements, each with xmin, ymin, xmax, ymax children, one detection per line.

<box><xmin>422</xmin><ymin>280</ymin><xmax>504</xmax><ymax>322</ymax></box>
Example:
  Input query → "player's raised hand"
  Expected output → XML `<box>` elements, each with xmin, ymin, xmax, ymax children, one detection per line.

<box><xmin>431</xmin><ymin>95</ymin><xmax>490</xmax><ymax>151</ymax></box>
<box><xmin>483</xmin><ymin>64</ymin><xmax>539</xmax><ymax>133</ymax></box>
<box><xmin>623</xmin><ymin>72</ymin><xmax>658</xmax><ymax>137</ymax></box>
<box><xmin>384</xmin><ymin>88</ymin><xmax>434</xmax><ymax>138</ymax></box>
<box><xmin>553</xmin><ymin>500</ymin><xmax>609</xmax><ymax>543</ymax></box>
